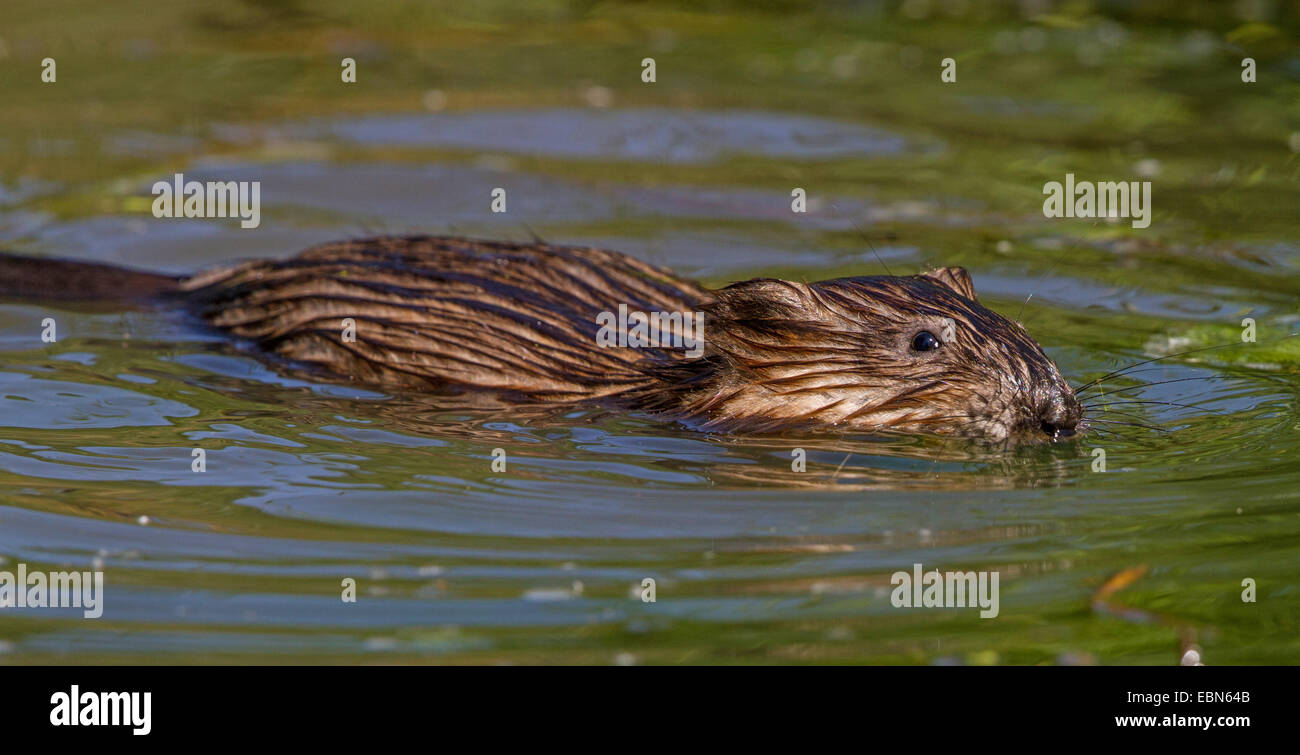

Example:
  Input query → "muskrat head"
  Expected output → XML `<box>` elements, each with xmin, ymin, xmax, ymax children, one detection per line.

<box><xmin>655</xmin><ymin>267</ymin><xmax>1082</xmax><ymax>441</ymax></box>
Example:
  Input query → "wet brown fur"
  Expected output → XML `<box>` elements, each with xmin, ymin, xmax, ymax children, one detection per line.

<box><xmin>2</xmin><ymin>235</ymin><xmax>1082</xmax><ymax>439</ymax></box>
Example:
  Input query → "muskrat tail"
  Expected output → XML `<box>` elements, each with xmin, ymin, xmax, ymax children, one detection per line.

<box><xmin>0</xmin><ymin>252</ymin><xmax>181</xmax><ymax>306</ymax></box>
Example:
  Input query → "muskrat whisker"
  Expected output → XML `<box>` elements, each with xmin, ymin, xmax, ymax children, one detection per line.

<box><xmin>1081</xmin><ymin>365</ymin><xmax>1212</xmax><ymax>381</ymax></box>
<box><xmin>1075</xmin><ymin>344</ymin><xmax>1240</xmax><ymax>393</ymax></box>
<box><xmin>1084</xmin><ymin>398</ymin><xmax>1228</xmax><ymax>416</ymax></box>
<box><xmin>1078</xmin><ymin>374</ymin><xmax>1224</xmax><ymax>398</ymax></box>
<box><xmin>1014</xmin><ymin>258</ymin><xmax>1067</xmax><ymax>324</ymax></box>
<box><xmin>517</xmin><ymin>222</ymin><xmax>545</xmax><ymax>244</ymax></box>
<box><xmin>1086</xmin><ymin>407</ymin><xmax>1156</xmax><ymax>423</ymax></box>
<box><xmin>1087</xmin><ymin>418</ymin><xmax>1172</xmax><ymax>433</ymax></box>
<box><xmin>1079</xmin><ymin>375</ymin><xmax>1228</xmax><ymax>397</ymax></box>
<box><xmin>829</xmin><ymin>202</ymin><xmax>893</xmax><ymax>277</ymax></box>
<box><xmin>1075</xmin><ymin>333</ymin><xmax>1299</xmax><ymax>395</ymax></box>
<box><xmin>829</xmin><ymin>452</ymin><xmax>853</xmax><ymax>480</ymax></box>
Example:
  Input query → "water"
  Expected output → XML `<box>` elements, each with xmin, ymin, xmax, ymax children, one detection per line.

<box><xmin>1</xmin><ymin>1</ymin><xmax>1297</xmax><ymax>664</ymax></box>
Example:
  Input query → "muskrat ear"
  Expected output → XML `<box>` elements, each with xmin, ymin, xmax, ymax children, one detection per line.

<box><xmin>919</xmin><ymin>267</ymin><xmax>977</xmax><ymax>300</ymax></box>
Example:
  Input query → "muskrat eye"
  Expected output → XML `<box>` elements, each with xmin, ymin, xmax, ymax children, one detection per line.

<box><xmin>911</xmin><ymin>331</ymin><xmax>941</xmax><ymax>352</ymax></box>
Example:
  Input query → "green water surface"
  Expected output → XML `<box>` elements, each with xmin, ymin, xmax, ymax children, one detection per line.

<box><xmin>0</xmin><ymin>0</ymin><xmax>1297</xmax><ymax>664</ymax></box>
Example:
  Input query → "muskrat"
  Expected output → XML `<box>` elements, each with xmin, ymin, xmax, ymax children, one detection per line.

<box><xmin>0</xmin><ymin>235</ymin><xmax>1083</xmax><ymax>441</ymax></box>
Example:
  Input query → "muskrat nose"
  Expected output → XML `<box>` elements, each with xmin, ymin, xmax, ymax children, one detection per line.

<box><xmin>1038</xmin><ymin>390</ymin><xmax>1082</xmax><ymax>440</ymax></box>
<box><xmin>1040</xmin><ymin>421</ymin><xmax>1076</xmax><ymax>439</ymax></box>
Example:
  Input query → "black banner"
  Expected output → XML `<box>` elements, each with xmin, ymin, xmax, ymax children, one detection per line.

<box><xmin>1</xmin><ymin>665</ymin><xmax>1288</xmax><ymax>742</ymax></box>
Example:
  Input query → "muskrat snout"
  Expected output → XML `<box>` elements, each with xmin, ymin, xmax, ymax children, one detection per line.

<box><xmin>1037</xmin><ymin>388</ymin><xmax>1083</xmax><ymax>440</ymax></box>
